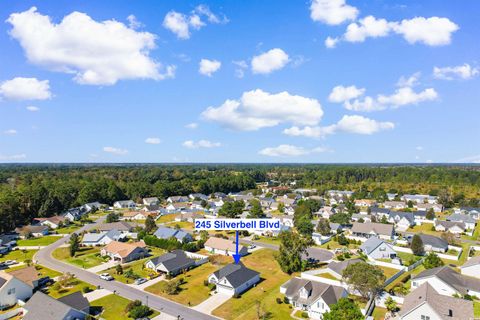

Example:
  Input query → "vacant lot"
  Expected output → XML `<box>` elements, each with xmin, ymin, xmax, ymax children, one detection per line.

<box><xmin>212</xmin><ymin>249</ymin><xmax>293</xmax><ymax>320</ymax></box>
<box><xmin>90</xmin><ymin>294</ymin><xmax>159</xmax><ymax>320</ymax></box>
<box><xmin>17</xmin><ymin>236</ymin><xmax>61</xmax><ymax>247</ymax></box>
<box><xmin>52</xmin><ymin>246</ymin><xmax>106</xmax><ymax>269</ymax></box>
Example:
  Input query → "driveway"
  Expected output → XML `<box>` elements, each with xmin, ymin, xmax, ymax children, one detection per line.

<box><xmin>127</xmin><ymin>274</ymin><xmax>165</xmax><ymax>290</ymax></box>
<box><xmin>84</xmin><ymin>288</ymin><xmax>112</xmax><ymax>302</ymax></box>
<box><xmin>87</xmin><ymin>260</ymin><xmax>119</xmax><ymax>273</ymax></box>
<box><xmin>192</xmin><ymin>292</ymin><xmax>231</xmax><ymax>314</ymax></box>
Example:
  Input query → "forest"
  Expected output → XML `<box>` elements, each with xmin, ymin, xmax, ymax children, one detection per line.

<box><xmin>0</xmin><ymin>164</ymin><xmax>479</xmax><ymax>233</ymax></box>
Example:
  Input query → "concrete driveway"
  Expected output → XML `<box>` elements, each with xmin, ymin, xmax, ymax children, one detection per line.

<box><xmin>127</xmin><ymin>274</ymin><xmax>165</xmax><ymax>290</ymax></box>
<box><xmin>87</xmin><ymin>259</ymin><xmax>119</xmax><ymax>273</ymax></box>
<box><xmin>192</xmin><ymin>292</ymin><xmax>231</xmax><ymax>314</ymax></box>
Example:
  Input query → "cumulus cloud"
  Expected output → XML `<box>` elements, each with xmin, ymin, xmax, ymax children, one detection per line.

<box><xmin>163</xmin><ymin>5</ymin><xmax>227</xmax><ymax>39</ymax></box>
<box><xmin>127</xmin><ymin>15</ymin><xmax>144</xmax><ymax>29</ymax></box>
<box><xmin>326</xmin><ymin>15</ymin><xmax>458</xmax><ymax>48</ymax></box>
<box><xmin>199</xmin><ymin>59</ymin><xmax>221</xmax><ymax>77</ymax></box>
<box><xmin>26</xmin><ymin>106</ymin><xmax>40</xmax><ymax>112</ymax></box>
<box><xmin>182</xmin><ymin>140</ymin><xmax>221</xmax><ymax>149</ymax></box>
<box><xmin>201</xmin><ymin>89</ymin><xmax>323</xmax><ymax>131</ymax></box>
<box><xmin>377</xmin><ymin>87</ymin><xmax>438</xmax><ymax>108</ymax></box>
<box><xmin>0</xmin><ymin>77</ymin><xmax>51</xmax><ymax>100</ymax></box>
<box><xmin>310</xmin><ymin>0</ymin><xmax>358</xmax><ymax>25</ymax></box>
<box><xmin>0</xmin><ymin>154</ymin><xmax>26</xmax><ymax>161</ymax></box>
<box><xmin>103</xmin><ymin>146</ymin><xmax>128</xmax><ymax>155</ymax></box>
<box><xmin>251</xmin><ymin>48</ymin><xmax>290</xmax><ymax>74</ymax></box>
<box><xmin>328</xmin><ymin>85</ymin><xmax>365</xmax><ymax>103</ymax></box>
<box><xmin>7</xmin><ymin>7</ymin><xmax>174</xmax><ymax>85</ymax></box>
<box><xmin>259</xmin><ymin>144</ymin><xmax>329</xmax><ymax>157</ymax></box>
<box><xmin>416</xmin><ymin>146</ymin><xmax>424</xmax><ymax>151</ymax></box>
<box><xmin>233</xmin><ymin>60</ymin><xmax>248</xmax><ymax>78</ymax></box>
<box><xmin>344</xmin><ymin>96</ymin><xmax>385</xmax><ymax>112</ymax></box>
<box><xmin>433</xmin><ymin>63</ymin><xmax>479</xmax><ymax>80</ymax></box>
<box><xmin>284</xmin><ymin>115</ymin><xmax>394</xmax><ymax>138</ymax></box>
<box><xmin>145</xmin><ymin>137</ymin><xmax>161</xmax><ymax>144</ymax></box>
<box><xmin>397</xmin><ymin>72</ymin><xmax>420</xmax><ymax>87</ymax></box>
<box><xmin>185</xmin><ymin>122</ymin><xmax>198</xmax><ymax>129</ymax></box>
<box><xmin>3</xmin><ymin>129</ymin><xmax>17</xmax><ymax>135</ymax></box>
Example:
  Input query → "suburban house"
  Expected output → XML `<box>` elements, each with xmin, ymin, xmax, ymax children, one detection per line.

<box><xmin>142</xmin><ymin>197</ymin><xmax>160</xmax><ymax>206</ymax></box>
<box><xmin>414</xmin><ymin>234</ymin><xmax>448</xmax><ymax>253</ymax></box>
<box><xmin>145</xmin><ymin>250</ymin><xmax>195</xmax><ymax>276</ymax></box>
<box><xmin>415</xmin><ymin>203</ymin><xmax>443</xmax><ymax>212</ymax></box>
<box><xmin>204</xmin><ymin>237</ymin><xmax>248</xmax><ymax>256</ymax></box>
<box><xmin>456</xmin><ymin>207</ymin><xmax>480</xmax><ymax>219</ymax></box>
<box><xmin>312</xmin><ymin>233</ymin><xmax>331</xmax><ymax>245</ymax></box>
<box><xmin>97</xmin><ymin>221</ymin><xmax>133</xmax><ymax>233</ymax></box>
<box><xmin>15</xmin><ymin>225</ymin><xmax>49</xmax><ymax>238</ymax></box>
<box><xmin>315</xmin><ymin>206</ymin><xmax>335</xmax><ymax>219</ymax></box>
<box><xmin>383</xmin><ymin>201</ymin><xmax>407</xmax><ymax>210</ymax></box>
<box><xmin>359</xmin><ymin>237</ymin><xmax>397</xmax><ymax>260</ymax></box>
<box><xmin>175</xmin><ymin>211</ymin><xmax>203</xmax><ymax>223</ymax></box>
<box><xmin>326</xmin><ymin>190</ymin><xmax>354</xmax><ymax>198</ymax></box>
<box><xmin>354</xmin><ymin>199</ymin><xmax>377</xmax><ymax>207</ymax></box>
<box><xmin>460</xmin><ymin>256</ymin><xmax>480</xmax><ymax>279</ymax></box>
<box><xmin>323</xmin><ymin>259</ymin><xmax>363</xmax><ymax>279</ymax></box>
<box><xmin>153</xmin><ymin>227</ymin><xmax>193</xmax><ymax>243</ymax></box>
<box><xmin>82</xmin><ymin>202</ymin><xmax>102</xmax><ymax>212</ymax></box>
<box><xmin>189</xmin><ymin>193</ymin><xmax>208</xmax><ymax>201</ymax></box>
<box><xmin>121</xmin><ymin>211</ymin><xmax>157</xmax><ymax>220</ymax></box>
<box><xmin>0</xmin><ymin>271</ymin><xmax>33</xmax><ymax>309</ymax></box>
<box><xmin>370</xmin><ymin>207</ymin><xmax>391</xmax><ymax>219</ymax></box>
<box><xmin>22</xmin><ymin>291</ymin><xmax>89</xmax><ymax>320</ymax></box>
<box><xmin>447</xmin><ymin>214</ymin><xmax>476</xmax><ymax>230</ymax></box>
<box><xmin>350</xmin><ymin>222</ymin><xmax>395</xmax><ymax>240</ymax></box>
<box><xmin>167</xmin><ymin>196</ymin><xmax>189</xmax><ymax>203</ymax></box>
<box><xmin>280</xmin><ymin>277</ymin><xmax>348</xmax><ymax>320</ymax></box>
<box><xmin>412</xmin><ymin>210</ymin><xmax>429</xmax><ymax>223</ymax></box>
<box><xmin>399</xmin><ymin>282</ymin><xmax>473</xmax><ymax>320</ymax></box>
<box><xmin>434</xmin><ymin>220</ymin><xmax>466</xmax><ymax>234</ymax></box>
<box><xmin>208</xmin><ymin>263</ymin><xmax>260</xmax><ymax>296</ymax></box>
<box><xmin>81</xmin><ymin>229</ymin><xmax>125</xmax><ymax>246</ymax></box>
<box><xmin>33</xmin><ymin>215</ymin><xmax>66</xmax><ymax>229</ymax></box>
<box><xmin>113</xmin><ymin>200</ymin><xmax>136</xmax><ymax>209</ymax></box>
<box><xmin>402</xmin><ymin>194</ymin><xmax>438</xmax><ymax>204</ymax></box>
<box><xmin>62</xmin><ymin>207</ymin><xmax>87</xmax><ymax>222</ymax></box>
<box><xmin>388</xmin><ymin>211</ymin><xmax>415</xmax><ymax>231</ymax></box>
<box><xmin>9</xmin><ymin>266</ymin><xmax>39</xmax><ymax>289</ymax></box>
<box><xmin>100</xmin><ymin>241</ymin><xmax>148</xmax><ymax>263</ymax></box>
<box><xmin>166</xmin><ymin>202</ymin><xmax>189</xmax><ymax>212</ymax></box>
<box><xmin>411</xmin><ymin>266</ymin><xmax>480</xmax><ymax>297</ymax></box>
<box><xmin>352</xmin><ymin>213</ymin><xmax>372</xmax><ymax>223</ymax></box>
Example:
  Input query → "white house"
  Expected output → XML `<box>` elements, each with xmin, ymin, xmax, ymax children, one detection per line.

<box><xmin>0</xmin><ymin>271</ymin><xmax>33</xmax><ymax>309</ymax></box>
<box><xmin>208</xmin><ymin>263</ymin><xmax>260</xmax><ymax>296</ymax></box>
<box><xmin>204</xmin><ymin>237</ymin><xmax>248</xmax><ymax>256</ymax></box>
<box><xmin>383</xmin><ymin>201</ymin><xmax>407</xmax><ymax>210</ymax></box>
<box><xmin>460</xmin><ymin>256</ymin><xmax>480</xmax><ymax>279</ymax></box>
<box><xmin>81</xmin><ymin>229</ymin><xmax>125</xmax><ymax>246</ymax></box>
<box><xmin>113</xmin><ymin>200</ymin><xmax>136</xmax><ymax>209</ymax></box>
<box><xmin>434</xmin><ymin>220</ymin><xmax>466</xmax><ymax>234</ymax></box>
<box><xmin>359</xmin><ymin>237</ymin><xmax>397</xmax><ymax>260</ymax></box>
<box><xmin>142</xmin><ymin>197</ymin><xmax>159</xmax><ymax>206</ymax></box>
<box><xmin>388</xmin><ymin>211</ymin><xmax>415</xmax><ymax>232</ymax></box>
<box><xmin>33</xmin><ymin>216</ymin><xmax>66</xmax><ymax>229</ymax></box>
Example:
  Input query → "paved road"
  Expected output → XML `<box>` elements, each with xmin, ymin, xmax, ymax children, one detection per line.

<box><xmin>35</xmin><ymin>217</ymin><xmax>217</xmax><ymax>320</ymax></box>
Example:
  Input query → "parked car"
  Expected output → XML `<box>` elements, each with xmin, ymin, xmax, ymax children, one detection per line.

<box><xmin>4</xmin><ymin>260</ymin><xmax>17</xmax><ymax>266</ymax></box>
<box><xmin>134</xmin><ymin>278</ymin><xmax>147</xmax><ymax>285</ymax></box>
<box><xmin>38</xmin><ymin>276</ymin><xmax>53</xmax><ymax>287</ymax></box>
<box><xmin>99</xmin><ymin>273</ymin><xmax>114</xmax><ymax>281</ymax></box>
<box><xmin>248</xmin><ymin>244</ymin><xmax>256</xmax><ymax>249</ymax></box>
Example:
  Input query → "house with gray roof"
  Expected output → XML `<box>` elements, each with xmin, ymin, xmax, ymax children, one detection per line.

<box><xmin>145</xmin><ymin>250</ymin><xmax>195</xmax><ymax>276</ymax></box>
<box><xmin>461</xmin><ymin>256</ymin><xmax>480</xmax><ymax>279</ymax></box>
<box><xmin>399</xmin><ymin>282</ymin><xmax>473</xmax><ymax>320</ymax></box>
<box><xmin>0</xmin><ymin>271</ymin><xmax>33</xmax><ymax>309</ymax></box>
<box><xmin>153</xmin><ymin>226</ymin><xmax>192</xmax><ymax>243</ymax></box>
<box><xmin>22</xmin><ymin>291</ymin><xmax>88</xmax><ymax>320</ymax></box>
<box><xmin>456</xmin><ymin>207</ymin><xmax>480</xmax><ymax>219</ymax></box>
<box><xmin>412</xmin><ymin>234</ymin><xmax>448</xmax><ymax>253</ymax></box>
<box><xmin>350</xmin><ymin>222</ymin><xmax>395</xmax><ymax>240</ymax></box>
<box><xmin>97</xmin><ymin>221</ymin><xmax>133</xmax><ymax>233</ymax></box>
<box><xmin>434</xmin><ymin>220</ymin><xmax>466</xmax><ymax>234</ymax></box>
<box><xmin>412</xmin><ymin>266</ymin><xmax>480</xmax><ymax>297</ymax></box>
<box><xmin>323</xmin><ymin>258</ymin><xmax>363</xmax><ymax>279</ymax></box>
<box><xmin>113</xmin><ymin>200</ymin><xmax>136</xmax><ymax>209</ymax></box>
<box><xmin>359</xmin><ymin>237</ymin><xmax>397</xmax><ymax>260</ymax></box>
<box><xmin>81</xmin><ymin>229</ymin><xmax>125</xmax><ymax>246</ymax></box>
<box><xmin>388</xmin><ymin>211</ymin><xmax>415</xmax><ymax>231</ymax></box>
<box><xmin>280</xmin><ymin>277</ymin><xmax>347</xmax><ymax>320</ymax></box>
<box><xmin>447</xmin><ymin>213</ymin><xmax>476</xmax><ymax>230</ymax></box>
<box><xmin>142</xmin><ymin>197</ymin><xmax>159</xmax><ymax>206</ymax></box>
<box><xmin>208</xmin><ymin>263</ymin><xmax>260</xmax><ymax>296</ymax></box>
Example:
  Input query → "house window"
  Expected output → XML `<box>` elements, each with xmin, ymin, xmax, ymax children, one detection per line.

<box><xmin>412</xmin><ymin>281</ymin><xmax>417</xmax><ymax>287</ymax></box>
<box><xmin>7</xmin><ymin>288</ymin><xmax>15</xmax><ymax>295</ymax></box>
<box><xmin>421</xmin><ymin>316</ymin><xmax>430</xmax><ymax>320</ymax></box>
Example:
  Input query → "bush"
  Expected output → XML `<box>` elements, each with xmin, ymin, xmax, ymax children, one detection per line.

<box><xmin>301</xmin><ymin>311</ymin><xmax>308</xmax><ymax>318</ymax></box>
<box><xmin>125</xmin><ymin>300</ymin><xmax>142</xmax><ymax>313</ymax></box>
<box><xmin>82</xmin><ymin>286</ymin><xmax>93</xmax><ymax>293</ymax></box>
<box><xmin>276</xmin><ymin>297</ymin><xmax>283</xmax><ymax>304</ymax></box>
<box><xmin>128</xmin><ymin>305</ymin><xmax>152</xmax><ymax>319</ymax></box>
<box><xmin>283</xmin><ymin>296</ymin><xmax>289</xmax><ymax>304</ymax></box>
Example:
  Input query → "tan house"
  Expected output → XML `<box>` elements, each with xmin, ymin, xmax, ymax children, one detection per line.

<box><xmin>120</xmin><ymin>211</ymin><xmax>157</xmax><ymax>220</ymax></box>
<box><xmin>204</xmin><ymin>237</ymin><xmax>248</xmax><ymax>256</ymax></box>
<box><xmin>100</xmin><ymin>241</ymin><xmax>147</xmax><ymax>263</ymax></box>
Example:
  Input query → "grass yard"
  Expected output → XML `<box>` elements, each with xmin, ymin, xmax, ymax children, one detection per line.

<box><xmin>17</xmin><ymin>236</ymin><xmax>61</xmax><ymax>247</ymax></box>
<box><xmin>7</xmin><ymin>264</ymin><xmax>61</xmax><ymax>278</ymax></box>
<box><xmin>372</xmin><ymin>307</ymin><xmax>388</xmax><ymax>320</ymax></box>
<box><xmin>52</xmin><ymin>246</ymin><xmax>106</xmax><ymax>269</ymax></box>
<box><xmin>319</xmin><ymin>239</ymin><xmax>359</xmax><ymax>250</ymax></box>
<box><xmin>145</xmin><ymin>262</ymin><xmax>217</xmax><ymax>306</ymax></box>
<box><xmin>156</xmin><ymin>214</ymin><xmax>178</xmax><ymax>223</ymax></box>
<box><xmin>315</xmin><ymin>272</ymin><xmax>338</xmax><ymax>281</ymax></box>
<box><xmin>55</xmin><ymin>224</ymin><xmax>82</xmax><ymax>234</ymax></box>
<box><xmin>90</xmin><ymin>294</ymin><xmax>159</xmax><ymax>320</ymax></box>
<box><xmin>255</xmin><ymin>236</ymin><xmax>281</xmax><ymax>246</ymax></box>
<box><xmin>474</xmin><ymin>301</ymin><xmax>480</xmax><ymax>318</ymax></box>
<box><xmin>0</xmin><ymin>249</ymin><xmax>37</xmax><ymax>263</ymax></box>
<box><xmin>407</xmin><ymin>224</ymin><xmax>441</xmax><ymax>236</ymax></box>
<box><xmin>165</xmin><ymin>221</ymin><xmax>194</xmax><ymax>230</ymax></box>
<box><xmin>212</xmin><ymin>249</ymin><xmax>294</xmax><ymax>320</ymax></box>
<box><xmin>378</xmin><ymin>266</ymin><xmax>401</xmax><ymax>279</ymax></box>
<box><xmin>46</xmin><ymin>278</ymin><xmax>95</xmax><ymax>299</ymax></box>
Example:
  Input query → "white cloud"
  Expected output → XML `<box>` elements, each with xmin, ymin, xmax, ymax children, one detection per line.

<box><xmin>433</xmin><ymin>63</ymin><xmax>479</xmax><ymax>80</ymax></box>
<box><xmin>163</xmin><ymin>5</ymin><xmax>227</xmax><ymax>39</ymax></box>
<box><xmin>145</xmin><ymin>137</ymin><xmax>161</xmax><ymax>144</ymax></box>
<box><xmin>328</xmin><ymin>85</ymin><xmax>365</xmax><ymax>103</ymax></box>
<box><xmin>344</xmin><ymin>96</ymin><xmax>386</xmax><ymax>112</ymax></box>
<box><xmin>377</xmin><ymin>87</ymin><xmax>438</xmax><ymax>108</ymax></box>
<box><xmin>325</xmin><ymin>36</ymin><xmax>339</xmax><ymax>48</ymax></box>
<box><xmin>251</xmin><ymin>48</ymin><xmax>290</xmax><ymax>74</ymax></box>
<box><xmin>259</xmin><ymin>144</ymin><xmax>329</xmax><ymax>157</ymax></box>
<box><xmin>8</xmin><ymin>7</ymin><xmax>174</xmax><ymax>85</ymax></box>
<box><xmin>103</xmin><ymin>146</ymin><xmax>128</xmax><ymax>155</ymax></box>
<box><xmin>344</xmin><ymin>16</ymin><xmax>392</xmax><ymax>42</ymax></box>
<box><xmin>0</xmin><ymin>77</ymin><xmax>51</xmax><ymax>100</ymax></box>
<box><xmin>199</xmin><ymin>59</ymin><xmax>221</xmax><ymax>77</ymax></box>
<box><xmin>26</xmin><ymin>106</ymin><xmax>39</xmax><ymax>112</ymax></box>
<box><xmin>397</xmin><ymin>72</ymin><xmax>420</xmax><ymax>87</ymax></box>
<box><xmin>452</xmin><ymin>155</ymin><xmax>480</xmax><ymax>163</ymax></box>
<box><xmin>201</xmin><ymin>89</ymin><xmax>323</xmax><ymax>131</ymax></box>
<box><xmin>416</xmin><ymin>146</ymin><xmax>424</xmax><ymax>151</ymax></box>
<box><xmin>127</xmin><ymin>15</ymin><xmax>144</xmax><ymax>29</ymax></box>
<box><xmin>310</xmin><ymin>0</ymin><xmax>358</xmax><ymax>25</ymax></box>
<box><xmin>182</xmin><ymin>139</ymin><xmax>221</xmax><ymax>149</ymax></box>
<box><xmin>233</xmin><ymin>60</ymin><xmax>248</xmax><ymax>78</ymax></box>
<box><xmin>3</xmin><ymin>129</ymin><xmax>17</xmax><ymax>135</ymax></box>
<box><xmin>0</xmin><ymin>154</ymin><xmax>26</xmax><ymax>161</ymax></box>
<box><xmin>185</xmin><ymin>122</ymin><xmax>198</xmax><ymax>129</ymax></box>
<box><xmin>284</xmin><ymin>115</ymin><xmax>394</xmax><ymax>138</ymax></box>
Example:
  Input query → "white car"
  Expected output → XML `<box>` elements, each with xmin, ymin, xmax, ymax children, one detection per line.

<box><xmin>99</xmin><ymin>273</ymin><xmax>114</xmax><ymax>281</ymax></box>
<box><xmin>134</xmin><ymin>278</ymin><xmax>147</xmax><ymax>285</ymax></box>
<box><xmin>4</xmin><ymin>260</ymin><xmax>17</xmax><ymax>266</ymax></box>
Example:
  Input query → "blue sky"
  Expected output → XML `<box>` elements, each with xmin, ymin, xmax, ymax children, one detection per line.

<box><xmin>0</xmin><ymin>0</ymin><xmax>479</xmax><ymax>163</ymax></box>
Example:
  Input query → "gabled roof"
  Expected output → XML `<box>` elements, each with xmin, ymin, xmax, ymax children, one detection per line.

<box><xmin>103</xmin><ymin>241</ymin><xmax>146</xmax><ymax>258</ymax></box>
<box><xmin>23</xmin><ymin>291</ymin><xmax>85</xmax><ymax>320</ymax></box>
<box><xmin>400</xmin><ymin>282</ymin><xmax>473</xmax><ymax>320</ymax></box>
<box><xmin>98</xmin><ymin>221</ymin><xmax>133</xmax><ymax>232</ymax></box>
<box><xmin>212</xmin><ymin>263</ymin><xmax>259</xmax><ymax>288</ymax></box>
<box><xmin>149</xmin><ymin>250</ymin><xmax>194</xmax><ymax>272</ymax></box>
<box><xmin>360</xmin><ymin>237</ymin><xmax>393</xmax><ymax>255</ymax></box>
<box><xmin>58</xmin><ymin>291</ymin><xmax>90</xmax><ymax>312</ymax></box>
<box><xmin>435</xmin><ymin>220</ymin><xmax>466</xmax><ymax>230</ymax></box>
<box><xmin>153</xmin><ymin>226</ymin><xmax>192</xmax><ymax>241</ymax></box>
<box><xmin>413</xmin><ymin>266</ymin><xmax>480</xmax><ymax>294</ymax></box>
<box><xmin>415</xmin><ymin>233</ymin><xmax>448</xmax><ymax>249</ymax></box>
<box><xmin>388</xmin><ymin>211</ymin><xmax>414</xmax><ymax>223</ymax></box>
<box><xmin>447</xmin><ymin>213</ymin><xmax>476</xmax><ymax>224</ymax></box>
<box><xmin>9</xmin><ymin>266</ymin><xmax>38</xmax><ymax>287</ymax></box>
<box><xmin>283</xmin><ymin>277</ymin><xmax>345</xmax><ymax>306</ymax></box>
<box><xmin>351</xmin><ymin>222</ymin><xmax>394</xmax><ymax>236</ymax></box>
<box><xmin>327</xmin><ymin>258</ymin><xmax>363</xmax><ymax>276</ymax></box>
<box><xmin>204</xmin><ymin>237</ymin><xmax>245</xmax><ymax>252</ymax></box>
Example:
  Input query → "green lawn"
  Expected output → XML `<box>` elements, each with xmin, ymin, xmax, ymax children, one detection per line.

<box><xmin>165</xmin><ymin>221</ymin><xmax>194</xmax><ymax>230</ymax></box>
<box><xmin>55</xmin><ymin>224</ymin><xmax>82</xmax><ymax>234</ymax></box>
<box><xmin>7</xmin><ymin>264</ymin><xmax>61</xmax><ymax>278</ymax></box>
<box><xmin>474</xmin><ymin>301</ymin><xmax>480</xmax><ymax>318</ymax></box>
<box><xmin>319</xmin><ymin>239</ymin><xmax>359</xmax><ymax>250</ymax></box>
<box><xmin>46</xmin><ymin>279</ymin><xmax>95</xmax><ymax>299</ymax></box>
<box><xmin>378</xmin><ymin>266</ymin><xmax>401</xmax><ymax>279</ymax></box>
<box><xmin>17</xmin><ymin>236</ymin><xmax>61</xmax><ymax>246</ymax></box>
<box><xmin>91</xmin><ymin>294</ymin><xmax>159</xmax><ymax>320</ymax></box>
<box><xmin>0</xmin><ymin>249</ymin><xmax>37</xmax><ymax>263</ymax></box>
<box><xmin>145</xmin><ymin>263</ymin><xmax>218</xmax><ymax>306</ymax></box>
<box><xmin>255</xmin><ymin>236</ymin><xmax>281</xmax><ymax>246</ymax></box>
<box><xmin>156</xmin><ymin>214</ymin><xmax>177</xmax><ymax>223</ymax></box>
<box><xmin>407</xmin><ymin>224</ymin><xmax>441</xmax><ymax>236</ymax></box>
<box><xmin>212</xmin><ymin>249</ymin><xmax>294</xmax><ymax>320</ymax></box>
<box><xmin>52</xmin><ymin>246</ymin><xmax>107</xmax><ymax>269</ymax></box>
<box><xmin>315</xmin><ymin>272</ymin><xmax>338</xmax><ymax>280</ymax></box>
<box><xmin>372</xmin><ymin>307</ymin><xmax>388</xmax><ymax>320</ymax></box>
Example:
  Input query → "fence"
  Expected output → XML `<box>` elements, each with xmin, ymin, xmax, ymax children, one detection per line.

<box><xmin>300</xmin><ymin>272</ymin><xmax>349</xmax><ymax>289</ymax></box>
<box><xmin>406</xmin><ymin>257</ymin><xmax>424</xmax><ymax>271</ymax></box>
<box><xmin>185</xmin><ymin>251</ymin><xmax>209</xmax><ymax>266</ymax></box>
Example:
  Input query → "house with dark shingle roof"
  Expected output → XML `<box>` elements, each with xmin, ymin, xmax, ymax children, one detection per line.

<box><xmin>388</xmin><ymin>211</ymin><xmax>415</xmax><ymax>231</ymax></box>
<box><xmin>399</xmin><ymin>282</ymin><xmax>473</xmax><ymax>320</ymax></box>
<box><xmin>447</xmin><ymin>213</ymin><xmax>476</xmax><ymax>230</ymax></box>
<box><xmin>350</xmin><ymin>222</ymin><xmax>395</xmax><ymax>240</ymax></box>
<box><xmin>208</xmin><ymin>263</ymin><xmax>260</xmax><ymax>296</ymax></box>
<box><xmin>323</xmin><ymin>258</ymin><xmax>363</xmax><ymax>279</ymax></box>
<box><xmin>411</xmin><ymin>234</ymin><xmax>448</xmax><ymax>253</ymax></box>
<box><xmin>461</xmin><ymin>256</ymin><xmax>480</xmax><ymax>279</ymax></box>
<box><xmin>280</xmin><ymin>277</ymin><xmax>347</xmax><ymax>319</ymax></box>
<box><xmin>22</xmin><ymin>291</ymin><xmax>88</xmax><ymax>320</ymax></box>
<box><xmin>145</xmin><ymin>250</ymin><xmax>196</xmax><ymax>276</ymax></box>
<box><xmin>434</xmin><ymin>220</ymin><xmax>466</xmax><ymax>234</ymax></box>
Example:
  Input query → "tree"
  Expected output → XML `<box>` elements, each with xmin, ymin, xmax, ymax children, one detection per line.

<box><xmin>342</xmin><ymin>262</ymin><xmax>386</xmax><ymax>299</ymax></box>
<box><xmin>410</xmin><ymin>234</ymin><xmax>424</xmax><ymax>256</ymax></box>
<box><xmin>69</xmin><ymin>233</ymin><xmax>80</xmax><ymax>257</ymax></box>
<box><xmin>116</xmin><ymin>264</ymin><xmax>123</xmax><ymax>274</ymax></box>
<box><xmin>385</xmin><ymin>297</ymin><xmax>398</xmax><ymax>313</ymax></box>
<box><xmin>275</xmin><ymin>231</ymin><xmax>312</xmax><ymax>274</ymax></box>
<box><xmin>322</xmin><ymin>298</ymin><xmax>363</xmax><ymax>320</ymax></box>
<box><xmin>441</xmin><ymin>232</ymin><xmax>458</xmax><ymax>245</ymax></box>
<box><xmin>278</xmin><ymin>202</ymin><xmax>285</xmax><ymax>213</ymax></box>
<box><xmin>106</xmin><ymin>212</ymin><xmax>119</xmax><ymax>223</ymax></box>
<box><xmin>316</xmin><ymin>218</ymin><xmax>331</xmax><ymax>236</ymax></box>
<box><xmin>380</xmin><ymin>215</ymin><xmax>389</xmax><ymax>224</ymax></box>
<box><xmin>218</xmin><ymin>200</ymin><xmax>244</xmax><ymax>218</ymax></box>
<box><xmin>337</xmin><ymin>233</ymin><xmax>349</xmax><ymax>245</ymax></box>
<box><xmin>329</xmin><ymin>212</ymin><xmax>350</xmax><ymax>225</ymax></box>
<box><xmin>423</xmin><ymin>252</ymin><xmax>444</xmax><ymax>269</ymax></box>
<box><xmin>426</xmin><ymin>208</ymin><xmax>435</xmax><ymax>220</ymax></box>
<box><xmin>144</xmin><ymin>215</ymin><xmax>157</xmax><ymax>234</ymax></box>
<box><xmin>249</xmin><ymin>199</ymin><xmax>265</xmax><ymax>218</ymax></box>
<box><xmin>295</xmin><ymin>214</ymin><xmax>314</xmax><ymax>236</ymax></box>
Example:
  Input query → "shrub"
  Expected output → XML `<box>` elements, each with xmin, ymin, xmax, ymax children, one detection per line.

<box><xmin>276</xmin><ymin>297</ymin><xmax>283</xmax><ymax>304</ymax></box>
<box><xmin>82</xmin><ymin>286</ymin><xmax>93</xmax><ymax>293</ymax></box>
<box><xmin>128</xmin><ymin>305</ymin><xmax>152</xmax><ymax>319</ymax></box>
